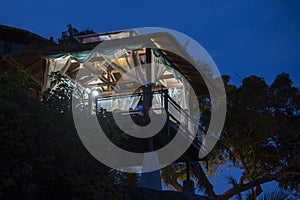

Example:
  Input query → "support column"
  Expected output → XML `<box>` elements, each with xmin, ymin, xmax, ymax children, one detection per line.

<box><xmin>183</xmin><ymin>161</ymin><xmax>195</xmax><ymax>193</ymax></box>
<box><xmin>88</xmin><ymin>93</ymin><xmax>93</xmax><ymax>115</ymax></box>
<box><xmin>140</xmin><ymin>48</ymin><xmax>162</xmax><ymax>190</ymax></box>
<box><xmin>163</xmin><ymin>89</ymin><xmax>170</xmax><ymax>136</ymax></box>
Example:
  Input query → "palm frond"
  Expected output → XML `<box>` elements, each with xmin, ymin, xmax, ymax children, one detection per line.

<box><xmin>258</xmin><ymin>189</ymin><xmax>292</xmax><ymax>200</ymax></box>
<box><xmin>191</xmin><ymin>162</ymin><xmax>216</xmax><ymax>197</ymax></box>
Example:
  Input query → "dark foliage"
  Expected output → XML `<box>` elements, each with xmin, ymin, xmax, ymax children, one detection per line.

<box><xmin>58</xmin><ymin>24</ymin><xmax>95</xmax><ymax>45</ymax></box>
<box><xmin>0</xmin><ymin>67</ymin><xmax>123</xmax><ymax>200</ymax></box>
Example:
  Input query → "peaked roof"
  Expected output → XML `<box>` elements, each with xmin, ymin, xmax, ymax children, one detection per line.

<box><xmin>0</xmin><ymin>26</ymin><xmax>213</xmax><ymax>98</ymax></box>
<box><xmin>0</xmin><ymin>25</ymin><xmax>50</xmax><ymax>46</ymax></box>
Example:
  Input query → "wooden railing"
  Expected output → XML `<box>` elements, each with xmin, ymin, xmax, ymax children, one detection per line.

<box><xmin>94</xmin><ymin>89</ymin><xmax>202</xmax><ymax>149</ymax></box>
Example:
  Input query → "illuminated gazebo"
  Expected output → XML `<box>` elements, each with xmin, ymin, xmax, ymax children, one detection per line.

<box><xmin>42</xmin><ymin>30</ymin><xmax>209</xmax><ymax>160</ymax></box>
<box><xmin>2</xmin><ymin>27</ymin><xmax>222</xmax><ymax>193</ymax></box>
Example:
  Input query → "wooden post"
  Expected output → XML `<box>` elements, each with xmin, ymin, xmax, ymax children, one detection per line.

<box><xmin>186</xmin><ymin>161</ymin><xmax>190</xmax><ymax>181</ymax></box>
<box><xmin>185</xmin><ymin>109</ymin><xmax>189</xmax><ymax>134</ymax></box>
<box><xmin>183</xmin><ymin>161</ymin><xmax>194</xmax><ymax>193</ymax></box>
<box><xmin>140</xmin><ymin>48</ymin><xmax>162</xmax><ymax>191</ymax></box>
<box><xmin>107</xmin><ymin>67</ymin><xmax>112</xmax><ymax>91</ymax></box>
<box><xmin>145</xmin><ymin>48</ymin><xmax>151</xmax><ymax>81</ymax></box>
<box><xmin>88</xmin><ymin>93</ymin><xmax>93</xmax><ymax>115</ymax></box>
<box><xmin>94</xmin><ymin>95</ymin><xmax>98</xmax><ymax>114</ymax></box>
<box><xmin>144</xmin><ymin>48</ymin><xmax>153</xmax><ymax>150</ymax></box>
<box><xmin>144</xmin><ymin>47</ymin><xmax>153</xmax><ymax>112</ymax></box>
<box><xmin>164</xmin><ymin>89</ymin><xmax>170</xmax><ymax>136</ymax></box>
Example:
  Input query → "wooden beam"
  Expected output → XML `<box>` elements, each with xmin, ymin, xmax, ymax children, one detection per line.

<box><xmin>5</xmin><ymin>56</ymin><xmax>42</xmax><ymax>87</ymax></box>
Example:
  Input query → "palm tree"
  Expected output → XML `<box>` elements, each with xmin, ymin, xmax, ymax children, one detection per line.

<box><xmin>257</xmin><ymin>189</ymin><xmax>293</xmax><ymax>200</ymax></box>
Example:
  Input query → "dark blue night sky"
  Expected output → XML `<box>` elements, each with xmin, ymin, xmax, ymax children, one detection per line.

<box><xmin>1</xmin><ymin>0</ymin><xmax>299</xmax><ymax>86</ymax></box>
<box><xmin>1</xmin><ymin>0</ymin><xmax>299</xmax><ymax>195</ymax></box>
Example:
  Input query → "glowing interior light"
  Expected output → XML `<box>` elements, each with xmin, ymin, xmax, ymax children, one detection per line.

<box><xmin>92</xmin><ymin>90</ymin><xmax>99</xmax><ymax>96</ymax></box>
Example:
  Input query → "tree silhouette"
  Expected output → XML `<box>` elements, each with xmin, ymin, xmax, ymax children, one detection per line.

<box><xmin>161</xmin><ymin>73</ymin><xmax>299</xmax><ymax>199</ymax></box>
<box><xmin>58</xmin><ymin>24</ymin><xmax>95</xmax><ymax>45</ymax></box>
<box><xmin>0</xmin><ymin>67</ymin><xmax>124</xmax><ymax>200</ymax></box>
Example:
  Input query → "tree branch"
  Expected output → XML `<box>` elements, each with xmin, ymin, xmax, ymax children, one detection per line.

<box><xmin>216</xmin><ymin>170</ymin><xmax>300</xmax><ymax>200</ymax></box>
<box><xmin>170</xmin><ymin>179</ymin><xmax>183</xmax><ymax>192</ymax></box>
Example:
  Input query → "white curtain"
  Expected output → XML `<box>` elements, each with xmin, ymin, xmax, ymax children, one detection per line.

<box><xmin>150</xmin><ymin>50</ymin><xmax>167</xmax><ymax>83</ymax></box>
<box><xmin>100</xmin><ymin>49</ymin><xmax>167</xmax><ymax>85</ymax></box>
<box><xmin>43</xmin><ymin>55</ymin><xmax>72</xmax><ymax>90</ymax></box>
